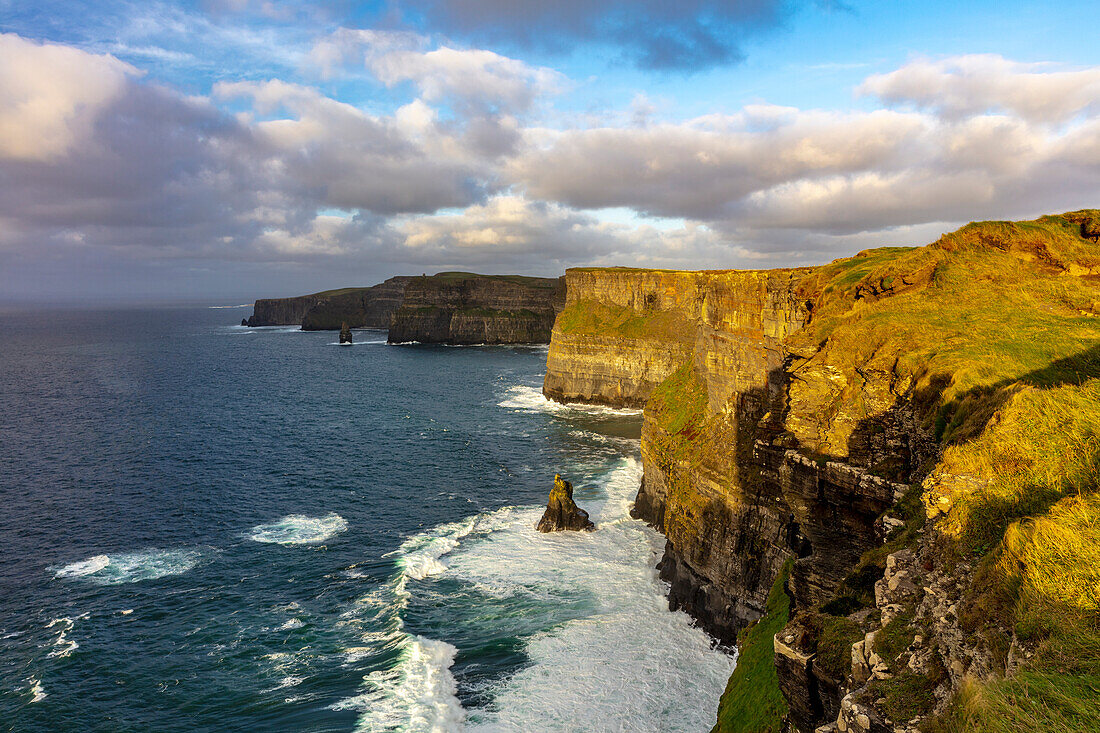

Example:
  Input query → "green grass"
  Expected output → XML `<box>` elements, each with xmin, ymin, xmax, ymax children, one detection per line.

<box><xmin>419</xmin><ymin>271</ymin><xmax>558</xmax><ymax>287</ymax></box>
<box><xmin>814</xmin><ymin>616</ymin><xmax>863</xmax><ymax>679</ymax></box>
<box><xmin>650</xmin><ymin>362</ymin><xmax>708</xmax><ymax>438</ymax></box>
<box><xmin>713</xmin><ymin>561</ymin><xmax>792</xmax><ymax>733</ymax></box>
<box><xmin>872</xmin><ymin>611</ymin><xmax>915</xmax><ymax>672</ymax></box>
<box><xmin>869</xmin><ymin>672</ymin><xmax>938</xmax><ymax>723</ymax></box>
<box><xmin>311</xmin><ymin>286</ymin><xmax>374</xmax><ymax>297</ymax></box>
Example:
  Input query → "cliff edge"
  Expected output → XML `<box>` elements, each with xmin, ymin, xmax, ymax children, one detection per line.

<box><xmin>388</xmin><ymin>272</ymin><xmax>565</xmax><ymax>345</ymax></box>
<box><xmin>544</xmin><ymin>211</ymin><xmax>1100</xmax><ymax>733</ymax></box>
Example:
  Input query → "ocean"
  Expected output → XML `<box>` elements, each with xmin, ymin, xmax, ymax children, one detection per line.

<box><xmin>0</xmin><ymin>306</ymin><xmax>733</xmax><ymax>732</ymax></box>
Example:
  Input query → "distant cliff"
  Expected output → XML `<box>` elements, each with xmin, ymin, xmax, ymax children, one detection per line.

<box><xmin>543</xmin><ymin>211</ymin><xmax>1100</xmax><ymax>733</ymax></box>
<box><xmin>245</xmin><ymin>294</ymin><xmax>325</xmax><ymax>326</ymax></box>
<box><xmin>388</xmin><ymin>272</ymin><xmax>565</xmax><ymax>344</ymax></box>
<box><xmin>300</xmin><ymin>277</ymin><xmax>412</xmax><ymax>330</ymax></box>
<box><xmin>245</xmin><ymin>277</ymin><xmax>411</xmax><ymax>328</ymax></box>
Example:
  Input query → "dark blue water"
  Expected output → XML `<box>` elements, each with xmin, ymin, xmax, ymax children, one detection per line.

<box><xmin>0</xmin><ymin>307</ymin><xmax>732</xmax><ymax>732</ymax></box>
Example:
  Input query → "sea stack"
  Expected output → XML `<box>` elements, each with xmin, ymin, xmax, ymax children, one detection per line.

<box><xmin>339</xmin><ymin>322</ymin><xmax>353</xmax><ymax>344</ymax></box>
<box><xmin>536</xmin><ymin>474</ymin><xmax>595</xmax><ymax>532</ymax></box>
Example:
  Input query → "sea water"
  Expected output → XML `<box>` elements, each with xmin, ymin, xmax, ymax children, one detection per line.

<box><xmin>0</xmin><ymin>306</ymin><xmax>733</xmax><ymax>732</ymax></box>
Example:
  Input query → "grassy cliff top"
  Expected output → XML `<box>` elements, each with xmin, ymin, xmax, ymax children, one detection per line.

<box><xmin>414</xmin><ymin>271</ymin><xmax>559</xmax><ymax>287</ymax></box>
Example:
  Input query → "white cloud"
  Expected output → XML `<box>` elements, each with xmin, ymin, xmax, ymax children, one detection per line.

<box><xmin>860</xmin><ymin>54</ymin><xmax>1100</xmax><ymax>123</ymax></box>
<box><xmin>0</xmin><ymin>34</ymin><xmax>140</xmax><ymax>161</ymax></box>
<box><xmin>5</xmin><ymin>35</ymin><xmax>1100</xmax><ymax>301</ymax></box>
<box><xmin>310</xmin><ymin>29</ymin><xmax>563</xmax><ymax>113</ymax></box>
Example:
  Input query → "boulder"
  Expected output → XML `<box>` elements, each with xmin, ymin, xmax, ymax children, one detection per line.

<box><xmin>537</xmin><ymin>475</ymin><xmax>595</xmax><ymax>532</ymax></box>
<box><xmin>339</xmin><ymin>321</ymin><xmax>353</xmax><ymax>344</ymax></box>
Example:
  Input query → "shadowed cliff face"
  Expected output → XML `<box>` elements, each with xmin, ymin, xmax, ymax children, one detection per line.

<box><xmin>544</xmin><ymin>211</ymin><xmax>1100</xmax><ymax>733</ymax></box>
<box><xmin>246</xmin><ymin>294</ymin><xmax>325</xmax><ymax>326</ymax></box>
<box><xmin>388</xmin><ymin>273</ymin><xmax>564</xmax><ymax>345</ymax></box>
<box><xmin>300</xmin><ymin>277</ymin><xmax>412</xmax><ymax>330</ymax></box>
<box><xmin>245</xmin><ymin>277</ymin><xmax>412</xmax><ymax>329</ymax></box>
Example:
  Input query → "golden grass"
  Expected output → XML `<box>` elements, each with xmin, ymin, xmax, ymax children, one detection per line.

<box><xmin>557</xmin><ymin>299</ymin><xmax>696</xmax><ymax>343</ymax></box>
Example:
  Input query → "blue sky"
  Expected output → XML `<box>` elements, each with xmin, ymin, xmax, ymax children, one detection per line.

<box><xmin>3</xmin><ymin>0</ymin><xmax>1100</xmax><ymax>302</ymax></box>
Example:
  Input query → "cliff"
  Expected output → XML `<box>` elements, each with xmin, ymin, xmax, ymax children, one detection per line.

<box><xmin>245</xmin><ymin>294</ymin><xmax>325</xmax><ymax>326</ymax></box>
<box><xmin>300</xmin><ymin>277</ymin><xmax>412</xmax><ymax>330</ymax></box>
<box><xmin>245</xmin><ymin>277</ymin><xmax>411</xmax><ymax>329</ymax></box>
<box><xmin>544</xmin><ymin>211</ymin><xmax>1100</xmax><ymax>733</ymax></box>
<box><xmin>387</xmin><ymin>272</ymin><xmax>565</xmax><ymax>344</ymax></box>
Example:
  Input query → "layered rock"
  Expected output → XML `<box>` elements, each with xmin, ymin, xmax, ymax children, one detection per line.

<box><xmin>536</xmin><ymin>475</ymin><xmax>595</xmax><ymax>532</ymax></box>
<box><xmin>388</xmin><ymin>272</ymin><xmax>565</xmax><ymax>344</ymax></box>
<box><xmin>300</xmin><ymin>276</ymin><xmax>412</xmax><ymax>330</ymax></box>
<box><xmin>245</xmin><ymin>276</ymin><xmax>411</xmax><ymax>329</ymax></box>
<box><xmin>339</xmin><ymin>322</ymin><xmax>352</xmax><ymax>344</ymax></box>
<box><xmin>545</xmin><ymin>211</ymin><xmax>1100</xmax><ymax>733</ymax></box>
<box><xmin>245</xmin><ymin>294</ymin><xmax>325</xmax><ymax>326</ymax></box>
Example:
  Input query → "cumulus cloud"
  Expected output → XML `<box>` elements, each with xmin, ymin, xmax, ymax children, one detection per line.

<box><xmin>509</xmin><ymin>108</ymin><xmax>931</xmax><ymax>220</ymax></box>
<box><xmin>387</xmin><ymin>195</ymin><xmax>753</xmax><ymax>272</ymax></box>
<box><xmin>0</xmin><ymin>34</ymin><xmax>140</xmax><ymax>161</ymax></box>
<box><xmin>310</xmin><ymin>29</ymin><xmax>563</xmax><ymax>114</ymax></box>
<box><xmin>5</xmin><ymin>33</ymin><xmax>1100</xmax><ymax>302</ymax></box>
<box><xmin>860</xmin><ymin>55</ymin><xmax>1100</xmax><ymax>123</ymax></box>
<box><xmin>215</xmin><ymin>78</ymin><xmax>494</xmax><ymax>213</ymax></box>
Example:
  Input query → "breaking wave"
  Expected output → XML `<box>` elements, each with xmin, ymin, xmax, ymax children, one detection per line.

<box><xmin>497</xmin><ymin>384</ymin><xmax>643</xmax><ymax>417</ymax></box>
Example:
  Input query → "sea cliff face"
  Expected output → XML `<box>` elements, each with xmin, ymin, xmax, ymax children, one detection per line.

<box><xmin>245</xmin><ymin>295</ymin><xmax>325</xmax><ymax>326</ymax></box>
<box><xmin>544</xmin><ymin>212</ymin><xmax>1100</xmax><ymax>733</ymax></box>
<box><xmin>246</xmin><ymin>277</ymin><xmax>412</xmax><ymax>329</ymax></box>
<box><xmin>300</xmin><ymin>277</ymin><xmax>412</xmax><ymax>330</ymax></box>
<box><xmin>388</xmin><ymin>273</ymin><xmax>564</xmax><ymax>344</ymax></box>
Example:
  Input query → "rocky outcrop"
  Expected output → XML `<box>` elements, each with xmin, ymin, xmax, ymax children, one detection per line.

<box><xmin>245</xmin><ymin>276</ymin><xmax>411</xmax><ymax>329</ymax></box>
<box><xmin>339</xmin><ymin>322</ymin><xmax>352</xmax><ymax>344</ymax></box>
<box><xmin>536</xmin><ymin>475</ymin><xmax>595</xmax><ymax>532</ymax></box>
<box><xmin>388</xmin><ymin>273</ymin><xmax>565</xmax><ymax>344</ymax></box>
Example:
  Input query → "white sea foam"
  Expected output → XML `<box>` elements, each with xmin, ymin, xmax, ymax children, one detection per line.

<box><xmin>278</xmin><ymin>618</ymin><xmax>305</xmax><ymax>631</ymax></box>
<box><xmin>446</xmin><ymin>457</ymin><xmax>733</xmax><ymax>732</ymax></box>
<box><xmin>248</xmin><ymin>513</ymin><xmax>348</xmax><ymax>545</ymax></box>
<box><xmin>336</xmin><ymin>455</ymin><xmax>733</xmax><ymax>732</ymax></box>
<box><xmin>497</xmin><ymin>384</ymin><xmax>643</xmax><ymax>417</ymax></box>
<box><xmin>209</xmin><ymin>304</ymin><xmax>252</xmax><ymax>309</ymax></box>
<box><xmin>46</xmin><ymin>616</ymin><xmax>81</xmax><ymax>659</ymax></box>
<box><xmin>328</xmin><ymin>339</ymin><xmax>388</xmax><ymax>346</ymax></box>
<box><xmin>54</xmin><ymin>555</ymin><xmax>109</xmax><ymax>578</ymax></box>
<box><xmin>333</xmin><ymin>510</ymin><xmax>522</xmax><ymax>730</ymax></box>
<box><xmin>29</xmin><ymin>679</ymin><xmax>46</xmax><ymax>702</ymax></box>
<box><xmin>332</xmin><ymin>634</ymin><xmax>466</xmax><ymax>732</ymax></box>
<box><xmin>53</xmin><ymin>549</ymin><xmax>201</xmax><ymax>584</ymax></box>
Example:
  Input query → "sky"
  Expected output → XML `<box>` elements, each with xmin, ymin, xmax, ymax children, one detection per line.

<box><xmin>3</xmin><ymin>1</ymin><xmax>1100</xmax><ymax>303</ymax></box>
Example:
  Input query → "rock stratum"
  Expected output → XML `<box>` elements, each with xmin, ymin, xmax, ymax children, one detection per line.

<box><xmin>544</xmin><ymin>211</ymin><xmax>1100</xmax><ymax>732</ymax></box>
<box><xmin>387</xmin><ymin>272</ymin><xmax>565</xmax><ymax>344</ymax></box>
<box><xmin>245</xmin><ymin>276</ymin><xmax>412</xmax><ymax>329</ymax></box>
